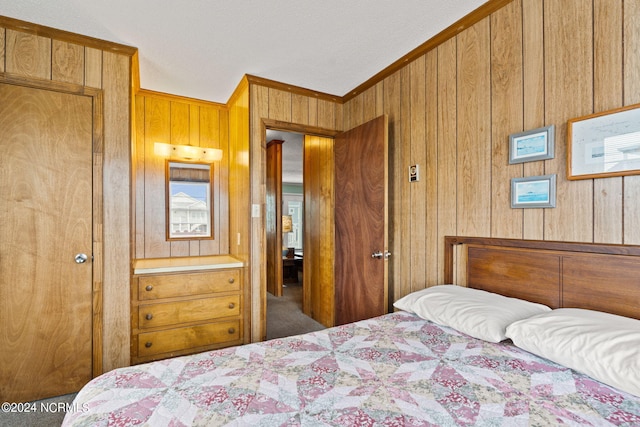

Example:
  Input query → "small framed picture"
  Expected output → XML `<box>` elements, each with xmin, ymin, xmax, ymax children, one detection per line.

<box><xmin>509</xmin><ymin>125</ymin><xmax>555</xmax><ymax>164</ymax></box>
<box><xmin>511</xmin><ymin>174</ymin><xmax>556</xmax><ymax>209</ymax></box>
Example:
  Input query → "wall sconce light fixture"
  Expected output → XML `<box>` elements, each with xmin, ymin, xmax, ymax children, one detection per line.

<box><xmin>154</xmin><ymin>142</ymin><xmax>222</xmax><ymax>162</ymax></box>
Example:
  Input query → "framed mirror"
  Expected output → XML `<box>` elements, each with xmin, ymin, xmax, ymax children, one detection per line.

<box><xmin>166</xmin><ymin>161</ymin><xmax>214</xmax><ymax>240</ymax></box>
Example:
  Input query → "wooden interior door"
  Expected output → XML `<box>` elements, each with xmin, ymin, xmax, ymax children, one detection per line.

<box><xmin>334</xmin><ymin>115</ymin><xmax>389</xmax><ymax>325</ymax></box>
<box><xmin>266</xmin><ymin>139</ymin><xmax>284</xmax><ymax>297</ymax></box>
<box><xmin>0</xmin><ymin>83</ymin><xmax>94</xmax><ymax>401</ymax></box>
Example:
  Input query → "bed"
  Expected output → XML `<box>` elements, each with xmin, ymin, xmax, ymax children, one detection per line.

<box><xmin>63</xmin><ymin>237</ymin><xmax>640</xmax><ymax>426</ymax></box>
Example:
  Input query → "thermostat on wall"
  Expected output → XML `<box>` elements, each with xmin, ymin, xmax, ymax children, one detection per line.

<box><xmin>409</xmin><ymin>164</ymin><xmax>420</xmax><ymax>182</ymax></box>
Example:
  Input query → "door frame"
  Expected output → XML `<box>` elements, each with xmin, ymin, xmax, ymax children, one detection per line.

<box><xmin>260</xmin><ymin>119</ymin><xmax>339</xmax><ymax>340</ymax></box>
<box><xmin>1</xmin><ymin>74</ymin><xmax>105</xmax><ymax>377</ymax></box>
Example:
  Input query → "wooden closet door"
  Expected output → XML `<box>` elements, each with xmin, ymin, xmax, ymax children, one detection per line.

<box><xmin>0</xmin><ymin>83</ymin><xmax>94</xmax><ymax>401</ymax></box>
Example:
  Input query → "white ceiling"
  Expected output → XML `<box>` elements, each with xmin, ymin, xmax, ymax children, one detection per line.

<box><xmin>1</xmin><ymin>0</ymin><xmax>488</xmax><ymax>103</ymax></box>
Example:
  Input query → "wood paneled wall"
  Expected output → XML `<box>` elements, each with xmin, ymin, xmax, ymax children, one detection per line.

<box><xmin>342</xmin><ymin>0</ymin><xmax>640</xmax><ymax>303</ymax></box>
<box><xmin>0</xmin><ymin>17</ymin><xmax>133</xmax><ymax>372</ymax></box>
<box><xmin>133</xmin><ymin>91</ymin><xmax>229</xmax><ymax>259</ymax></box>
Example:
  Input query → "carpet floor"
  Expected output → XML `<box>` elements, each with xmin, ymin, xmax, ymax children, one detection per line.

<box><xmin>266</xmin><ymin>282</ymin><xmax>326</xmax><ymax>340</ymax></box>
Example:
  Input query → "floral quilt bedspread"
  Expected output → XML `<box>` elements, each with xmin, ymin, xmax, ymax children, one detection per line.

<box><xmin>63</xmin><ymin>312</ymin><xmax>640</xmax><ymax>426</ymax></box>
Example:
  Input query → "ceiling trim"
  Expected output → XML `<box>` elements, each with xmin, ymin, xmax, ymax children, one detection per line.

<box><xmin>0</xmin><ymin>15</ymin><xmax>138</xmax><ymax>56</ymax></box>
<box><xmin>246</xmin><ymin>74</ymin><xmax>342</xmax><ymax>103</ymax></box>
<box><xmin>343</xmin><ymin>0</ymin><xmax>515</xmax><ymax>101</ymax></box>
<box><xmin>137</xmin><ymin>88</ymin><xmax>227</xmax><ymax>109</ymax></box>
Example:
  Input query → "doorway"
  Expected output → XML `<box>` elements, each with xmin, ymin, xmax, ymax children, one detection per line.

<box><xmin>265</xmin><ymin>130</ymin><xmax>324</xmax><ymax>338</ymax></box>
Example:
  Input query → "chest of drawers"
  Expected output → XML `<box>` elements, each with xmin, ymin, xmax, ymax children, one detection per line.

<box><xmin>131</xmin><ymin>256</ymin><xmax>246</xmax><ymax>364</ymax></box>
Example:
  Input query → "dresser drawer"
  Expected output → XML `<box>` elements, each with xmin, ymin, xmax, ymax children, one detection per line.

<box><xmin>137</xmin><ymin>320</ymin><xmax>241</xmax><ymax>357</ymax></box>
<box><xmin>138</xmin><ymin>295</ymin><xmax>240</xmax><ymax>329</ymax></box>
<box><xmin>137</xmin><ymin>270</ymin><xmax>240</xmax><ymax>300</ymax></box>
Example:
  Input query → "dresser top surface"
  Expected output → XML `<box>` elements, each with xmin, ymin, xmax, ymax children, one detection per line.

<box><xmin>133</xmin><ymin>255</ymin><xmax>244</xmax><ymax>275</ymax></box>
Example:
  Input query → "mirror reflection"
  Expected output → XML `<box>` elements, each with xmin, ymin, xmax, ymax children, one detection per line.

<box><xmin>167</xmin><ymin>161</ymin><xmax>213</xmax><ymax>240</ymax></box>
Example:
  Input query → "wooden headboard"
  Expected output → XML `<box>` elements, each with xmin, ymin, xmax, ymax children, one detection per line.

<box><xmin>444</xmin><ymin>236</ymin><xmax>640</xmax><ymax>320</ymax></box>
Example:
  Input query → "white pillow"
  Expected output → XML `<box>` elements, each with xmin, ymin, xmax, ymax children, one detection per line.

<box><xmin>506</xmin><ymin>308</ymin><xmax>640</xmax><ymax>397</ymax></box>
<box><xmin>407</xmin><ymin>285</ymin><xmax>551</xmax><ymax>342</ymax></box>
<box><xmin>393</xmin><ymin>286</ymin><xmax>450</xmax><ymax>314</ymax></box>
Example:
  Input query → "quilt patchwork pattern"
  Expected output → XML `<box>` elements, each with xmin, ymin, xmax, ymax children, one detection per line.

<box><xmin>63</xmin><ymin>312</ymin><xmax>640</xmax><ymax>426</ymax></box>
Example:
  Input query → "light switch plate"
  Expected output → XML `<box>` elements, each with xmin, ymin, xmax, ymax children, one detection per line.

<box><xmin>252</xmin><ymin>204</ymin><xmax>261</xmax><ymax>218</ymax></box>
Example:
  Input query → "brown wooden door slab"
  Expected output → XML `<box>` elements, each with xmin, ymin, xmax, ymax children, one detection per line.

<box><xmin>0</xmin><ymin>83</ymin><xmax>94</xmax><ymax>401</ymax></box>
<box><xmin>334</xmin><ymin>115</ymin><xmax>389</xmax><ymax>325</ymax></box>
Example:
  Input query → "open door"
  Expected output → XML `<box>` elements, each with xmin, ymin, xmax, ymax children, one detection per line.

<box><xmin>334</xmin><ymin>115</ymin><xmax>389</xmax><ymax>325</ymax></box>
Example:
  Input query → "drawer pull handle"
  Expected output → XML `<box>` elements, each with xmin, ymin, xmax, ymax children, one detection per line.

<box><xmin>228</xmin><ymin>328</ymin><xmax>235</xmax><ymax>334</ymax></box>
<box><xmin>145</xmin><ymin>285</ymin><xmax>153</xmax><ymax>291</ymax></box>
<box><xmin>145</xmin><ymin>313</ymin><xmax>153</xmax><ymax>320</ymax></box>
<box><xmin>228</xmin><ymin>278</ymin><xmax>235</xmax><ymax>284</ymax></box>
<box><xmin>228</xmin><ymin>303</ymin><xmax>235</xmax><ymax>309</ymax></box>
<box><xmin>145</xmin><ymin>341</ymin><xmax>153</xmax><ymax>348</ymax></box>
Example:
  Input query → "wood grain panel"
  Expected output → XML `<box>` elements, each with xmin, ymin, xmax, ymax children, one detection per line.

<box><xmin>457</xmin><ymin>18</ymin><xmax>491</xmax><ymax>238</ymax></box>
<box><xmin>144</xmin><ymin>97</ymin><xmax>171</xmax><ymax>258</ymax></box>
<box><xmin>409</xmin><ymin>57</ymin><xmax>427</xmax><ymax>294</ymax></box>
<box><xmin>521</xmin><ymin>0</ymin><xmax>546</xmax><ymax>240</ymax></box>
<box><xmin>0</xmin><ymin>83</ymin><xmax>93</xmax><ymax>401</ymax></box>
<box><xmin>468</xmin><ymin>247</ymin><xmax>561</xmax><ymax>308</ymax></box>
<box><xmin>102</xmin><ymin>51</ymin><xmax>132</xmax><ymax>371</ymax></box>
<box><xmin>425</xmin><ymin>50</ymin><xmax>439</xmax><ymax>285</ymax></box>
<box><xmin>436</xmin><ymin>38</ymin><xmax>458</xmax><ymax>283</ymax></box>
<box><xmin>562</xmin><ymin>254</ymin><xmax>640</xmax><ymax>319</ymax></box>
<box><xmin>268</xmin><ymin>88</ymin><xmax>292</xmax><ymax>122</ymax></box>
<box><xmin>291</xmin><ymin>93</ymin><xmax>309</xmax><ymax>125</ymax></box>
<box><xmin>5</xmin><ymin>29</ymin><xmax>51</xmax><ymax>78</ymax></box>
<box><xmin>0</xmin><ymin>28</ymin><xmax>5</xmax><ymax>73</ymax></box>
<box><xmin>303</xmin><ymin>135</ymin><xmax>335</xmax><ymax>327</ymax></box>
<box><xmin>84</xmin><ymin>47</ymin><xmax>102</xmax><ymax>88</ymax></box>
<box><xmin>490</xmin><ymin>1</ymin><xmax>524</xmax><ymax>238</ymax></box>
<box><xmin>383</xmin><ymin>72</ymin><xmax>402</xmax><ymax>299</ymax></box>
<box><xmin>623</xmin><ymin>0</ymin><xmax>640</xmax><ymax>244</ymax></box>
<box><xmin>397</xmin><ymin>66</ymin><xmax>411</xmax><ymax>302</ymax></box>
<box><xmin>52</xmin><ymin>40</ymin><xmax>84</xmax><ymax>84</ymax></box>
<box><xmin>593</xmin><ymin>0</ymin><xmax>623</xmax><ymax>244</ymax></box>
<box><xmin>266</xmin><ymin>140</ymin><xmax>283</xmax><ymax>297</ymax></box>
<box><xmin>543</xmin><ymin>0</ymin><xmax>593</xmax><ymax>242</ymax></box>
<box><xmin>134</xmin><ymin>95</ymin><xmax>146</xmax><ymax>258</ymax></box>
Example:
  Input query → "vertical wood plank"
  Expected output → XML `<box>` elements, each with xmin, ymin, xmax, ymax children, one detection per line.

<box><xmin>425</xmin><ymin>50</ymin><xmax>439</xmax><ymax>285</ymax></box>
<box><xmin>490</xmin><ymin>0</ymin><xmax>524</xmax><ymax>239</ymax></box>
<box><xmin>543</xmin><ymin>0</ymin><xmax>593</xmax><ymax>242</ymax></box>
<box><xmin>291</xmin><ymin>93</ymin><xmax>309</xmax><ymax>125</ymax></box>
<box><xmin>383</xmin><ymin>72</ymin><xmax>402</xmax><ymax>301</ymax></box>
<box><xmin>268</xmin><ymin>88</ymin><xmax>291</xmax><ymax>121</ymax></box>
<box><xmin>5</xmin><ymin>30</ymin><xmax>51</xmax><ymax>79</ymax></box>
<box><xmin>623</xmin><ymin>0</ymin><xmax>640</xmax><ymax>244</ymax></box>
<box><xmin>437</xmin><ymin>38</ymin><xmax>458</xmax><ymax>283</ymax></box>
<box><xmin>409</xmin><ymin>56</ymin><xmax>426</xmax><ymax>295</ymax></box>
<box><xmin>51</xmin><ymin>40</ymin><xmax>84</xmax><ymax>85</ymax></box>
<box><xmin>362</xmin><ymin>85</ymin><xmax>378</xmax><ymax>123</ymax></box>
<box><xmin>84</xmin><ymin>47</ymin><xmax>102</xmax><ymax>88</ymax></box>
<box><xmin>134</xmin><ymin>95</ymin><xmax>146</xmax><ymax>259</ymax></box>
<box><xmin>102</xmin><ymin>51</ymin><xmax>131</xmax><ymax>371</ymax></box>
<box><xmin>144</xmin><ymin>97</ymin><xmax>171</xmax><ymax>258</ymax></box>
<box><xmin>593</xmin><ymin>0</ymin><xmax>623</xmax><ymax>244</ymax></box>
<box><xmin>398</xmin><ymin>66</ymin><xmax>411</xmax><ymax>300</ymax></box>
<box><xmin>317</xmin><ymin>99</ymin><xmax>337</xmax><ymax>130</ymax></box>
<box><xmin>457</xmin><ymin>18</ymin><xmax>492</xmax><ymax>238</ymax></box>
<box><xmin>522</xmin><ymin>0</ymin><xmax>546</xmax><ymax>240</ymax></box>
<box><xmin>0</xmin><ymin>27</ymin><xmax>5</xmax><ymax>73</ymax></box>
